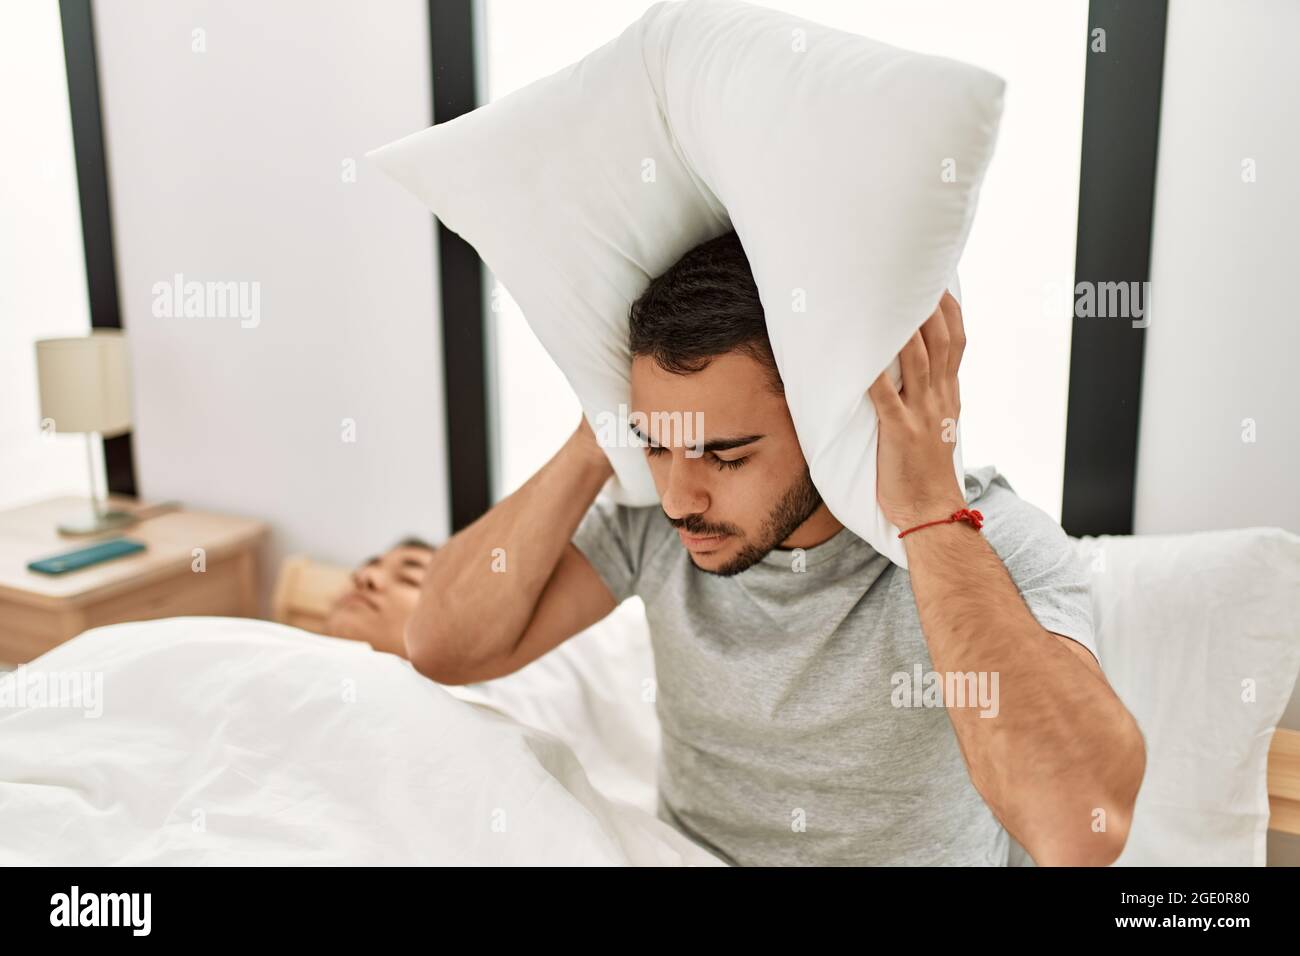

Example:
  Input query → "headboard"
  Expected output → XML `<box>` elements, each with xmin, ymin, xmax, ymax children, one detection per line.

<box><xmin>270</xmin><ymin>555</ymin><xmax>351</xmax><ymax>636</ymax></box>
<box><xmin>1270</xmin><ymin>728</ymin><xmax>1300</xmax><ymax>835</ymax></box>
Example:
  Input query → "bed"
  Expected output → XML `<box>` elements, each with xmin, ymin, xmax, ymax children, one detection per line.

<box><xmin>2</xmin><ymin>526</ymin><xmax>1298</xmax><ymax>866</ymax></box>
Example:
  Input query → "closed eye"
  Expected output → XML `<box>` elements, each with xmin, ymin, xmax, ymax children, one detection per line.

<box><xmin>645</xmin><ymin>443</ymin><xmax>748</xmax><ymax>471</ymax></box>
<box><xmin>712</xmin><ymin>454</ymin><xmax>748</xmax><ymax>471</ymax></box>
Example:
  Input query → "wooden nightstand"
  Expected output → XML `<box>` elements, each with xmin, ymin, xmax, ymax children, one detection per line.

<box><xmin>0</xmin><ymin>496</ymin><xmax>268</xmax><ymax>664</ymax></box>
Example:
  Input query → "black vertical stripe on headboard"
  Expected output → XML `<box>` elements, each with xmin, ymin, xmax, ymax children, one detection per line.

<box><xmin>1061</xmin><ymin>0</ymin><xmax>1168</xmax><ymax>536</ymax></box>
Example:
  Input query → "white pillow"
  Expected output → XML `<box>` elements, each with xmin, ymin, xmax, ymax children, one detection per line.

<box><xmin>367</xmin><ymin>0</ymin><xmax>1004</xmax><ymax>568</ymax></box>
<box><xmin>1076</xmin><ymin>528</ymin><xmax>1300</xmax><ymax>866</ymax></box>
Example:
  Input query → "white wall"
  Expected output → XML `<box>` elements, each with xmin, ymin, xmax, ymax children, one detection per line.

<box><xmin>91</xmin><ymin>0</ymin><xmax>448</xmax><ymax>605</ymax></box>
<box><xmin>0</xmin><ymin>1</ymin><xmax>99</xmax><ymax>510</ymax></box>
<box><xmin>1137</xmin><ymin>0</ymin><xmax>1300</xmax><ymax>864</ymax></box>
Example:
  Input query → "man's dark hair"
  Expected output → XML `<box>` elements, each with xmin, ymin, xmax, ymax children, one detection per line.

<box><xmin>628</xmin><ymin>230</ymin><xmax>782</xmax><ymax>391</ymax></box>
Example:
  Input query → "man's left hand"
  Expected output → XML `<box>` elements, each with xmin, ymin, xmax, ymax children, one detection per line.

<box><xmin>867</xmin><ymin>290</ymin><xmax>969</xmax><ymax>532</ymax></box>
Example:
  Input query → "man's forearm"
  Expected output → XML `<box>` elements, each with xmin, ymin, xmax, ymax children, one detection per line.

<box><xmin>406</xmin><ymin>422</ymin><xmax>612</xmax><ymax>676</ymax></box>
<box><xmin>900</xmin><ymin>514</ymin><xmax>1145</xmax><ymax>866</ymax></box>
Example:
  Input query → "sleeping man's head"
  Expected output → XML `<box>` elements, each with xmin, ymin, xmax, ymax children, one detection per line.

<box><xmin>628</xmin><ymin>230</ymin><xmax>841</xmax><ymax>576</ymax></box>
<box><xmin>323</xmin><ymin>537</ymin><xmax>435</xmax><ymax>653</ymax></box>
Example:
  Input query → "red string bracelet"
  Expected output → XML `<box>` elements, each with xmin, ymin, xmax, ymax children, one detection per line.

<box><xmin>897</xmin><ymin>507</ymin><xmax>985</xmax><ymax>539</ymax></box>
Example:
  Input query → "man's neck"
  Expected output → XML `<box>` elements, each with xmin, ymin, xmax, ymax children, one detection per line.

<box><xmin>779</xmin><ymin>503</ymin><xmax>843</xmax><ymax>550</ymax></box>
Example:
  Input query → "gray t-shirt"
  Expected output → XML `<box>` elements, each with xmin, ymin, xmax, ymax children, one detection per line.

<box><xmin>571</xmin><ymin>464</ymin><xmax>1097</xmax><ymax>866</ymax></box>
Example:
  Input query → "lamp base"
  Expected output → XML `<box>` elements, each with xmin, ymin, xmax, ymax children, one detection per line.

<box><xmin>57</xmin><ymin>509</ymin><xmax>138</xmax><ymax>537</ymax></box>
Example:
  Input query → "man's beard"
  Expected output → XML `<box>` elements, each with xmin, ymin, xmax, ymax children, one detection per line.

<box><xmin>666</xmin><ymin>466</ymin><xmax>824</xmax><ymax>577</ymax></box>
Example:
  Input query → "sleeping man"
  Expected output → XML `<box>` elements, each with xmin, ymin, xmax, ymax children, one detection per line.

<box><xmin>322</xmin><ymin>538</ymin><xmax>434</xmax><ymax>656</ymax></box>
<box><xmin>404</xmin><ymin>230</ymin><xmax>1146</xmax><ymax>867</ymax></box>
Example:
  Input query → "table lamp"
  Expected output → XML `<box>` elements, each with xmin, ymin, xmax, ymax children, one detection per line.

<box><xmin>35</xmin><ymin>331</ymin><xmax>137</xmax><ymax>535</ymax></box>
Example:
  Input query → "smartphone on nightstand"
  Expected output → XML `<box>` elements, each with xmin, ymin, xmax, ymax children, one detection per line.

<box><xmin>27</xmin><ymin>538</ymin><xmax>147</xmax><ymax>575</ymax></box>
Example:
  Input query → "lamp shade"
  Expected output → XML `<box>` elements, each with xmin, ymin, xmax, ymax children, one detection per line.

<box><xmin>35</xmin><ymin>331</ymin><xmax>133</xmax><ymax>437</ymax></box>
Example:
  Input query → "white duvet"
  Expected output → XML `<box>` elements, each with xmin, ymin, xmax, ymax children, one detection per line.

<box><xmin>0</xmin><ymin>614</ymin><xmax>722</xmax><ymax>866</ymax></box>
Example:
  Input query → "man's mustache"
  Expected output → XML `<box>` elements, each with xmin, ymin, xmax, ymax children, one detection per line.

<box><xmin>663</xmin><ymin>510</ymin><xmax>741</xmax><ymax>538</ymax></box>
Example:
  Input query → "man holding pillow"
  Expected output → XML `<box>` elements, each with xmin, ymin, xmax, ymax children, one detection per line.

<box><xmin>405</xmin><ymin>231</ymin><xmax>1145</xmax><ymax>868</ymax></box>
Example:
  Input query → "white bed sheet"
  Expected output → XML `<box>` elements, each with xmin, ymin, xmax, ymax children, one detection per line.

<box><xmin>0</xmin><ymin>615</ymin><xmax>722</xmax><ymax>866</ymax></box>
